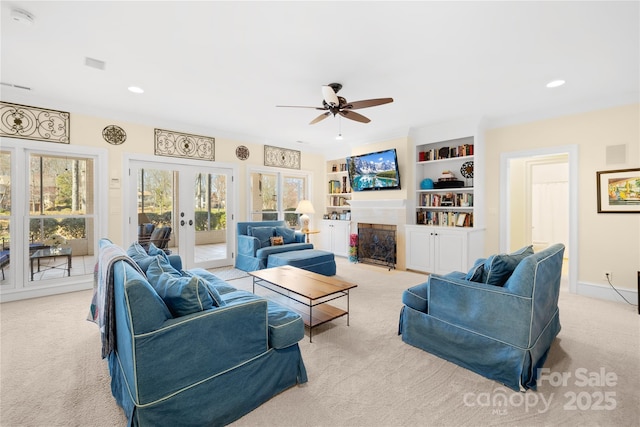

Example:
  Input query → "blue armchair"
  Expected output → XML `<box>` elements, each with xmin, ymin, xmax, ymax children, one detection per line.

<box><xmin>235</xmin><ymin>221</ymin><xmax>312</xmax><ymax>271</ymax></box>
<box><xmin>399</xmin><ymin>244</ymin><xmax>565</xmax><ymax>391</ymax></box>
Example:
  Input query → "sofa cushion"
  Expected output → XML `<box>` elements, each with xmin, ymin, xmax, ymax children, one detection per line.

<box><xmin>266</xmin><ymin>249</ymin><xmax>336</xmax><ymax>276</ymax></box>
<box><xmin>255</xmin><ymin>243</ymin><xmax>314</xmax><ymax>261</ymax></box>
<box><xmin>265</xmin><ymin>300</ymin><xmax>305</xmax><ymax>349</ymax></box>
<box><xmin>248</xmin><ymin>226</ymin><xmax>275</xmax><ymax>248</ymax></box>
<box><xmin>402</xmin><ymin>282</ymin><xmax>429</xmax><ymax>313</ymax></box>
<box><xmin>275</xmin><ymin>226</ymin><xmax>296</xmax><ymax>244</ymax></box>
<box><xmin>481</xmin><ymin>245</ymin><xmax>534</xmax><ymax>287</ymax></box>
<box><xmin>221</xmin><ymin>290</ymin><xmax>304</xmax><ymax>349</ymax></box>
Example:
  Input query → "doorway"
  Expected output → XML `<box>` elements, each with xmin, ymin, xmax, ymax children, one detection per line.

<box><xmin>128</xmin><ymin>158</ymin><xmax>236</xmax><ymax>270</ymax></box>
<box><xmin>500</xmin><ymin>145</ymin><xmax>578</xmax><ymax>293</ymax></box>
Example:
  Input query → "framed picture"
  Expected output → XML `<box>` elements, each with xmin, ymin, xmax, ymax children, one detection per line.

<box><xmin>596</xmin><ymin>168</ymin><xmax>640</xmax><ymax>213</ymax></box>
<box><xmin>456</xmin><ymin>213</ymin><xmax>467</xmax><ymax>227</ymax></box>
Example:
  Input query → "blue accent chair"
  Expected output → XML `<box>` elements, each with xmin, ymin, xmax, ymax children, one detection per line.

<box><xmin>235</xmin><ymin>221</ymin><xmax>312</xmax><ymax>271</ymax></box>
<box><xmin>399</xmin><ymin>244</ymin><xmax>565</xmax><ymax>392</ymax></box>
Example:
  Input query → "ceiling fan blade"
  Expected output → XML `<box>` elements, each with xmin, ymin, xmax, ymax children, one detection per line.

<box><xmin>343</xmin><ymin>97</ymin><xmax>394</xmax><ymax>110</ymax></box>
<box><xmin>310</xmin><ymin>112</ymin><xmax>331</xmax><ymax>124</ymax></box>
<box><xmin>339</xmin><ymin>110</ymin><xmax>370</xmax><ymax>123</ymax></box>
<box><xmin>322</xmin><ymin>85</ymin><xmax>340</xmax><ymax>106</ymax></box>
<box><xmin>276</xmin><ymin>105</ymin><xmax>326</xmax><ymax>110</ymax></box>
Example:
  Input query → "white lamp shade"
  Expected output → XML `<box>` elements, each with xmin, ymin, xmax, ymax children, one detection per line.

<box><xmin>295</xmin><ymin>200</ymin><xmax>315</xmax><ymax>214</ymax></box>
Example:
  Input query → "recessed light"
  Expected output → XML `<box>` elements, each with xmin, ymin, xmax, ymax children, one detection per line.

<box><xmin>546</xmin><ymin>80</ymin><xmax>565</xmax><ymax>88</ymax></box>
<box><xmin>128</xmin><ymin>86</ymin><xmax>144</xmax><ymax>94</ymax></box>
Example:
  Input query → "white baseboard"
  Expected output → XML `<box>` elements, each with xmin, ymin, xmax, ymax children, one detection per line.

<box><xmin>0</xmin><ymin>279</ymin><xmax>93</xmax><ymax>303</ymax></box>
<box><xmin>576</xmin><ymin>280</ymin><xmax>638</xmax><ymax>306</ymax></box>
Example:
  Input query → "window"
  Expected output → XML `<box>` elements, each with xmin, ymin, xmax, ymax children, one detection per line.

<box><xmin>194</xmin><ymin>172</ymin><xmax>227</xmax><ymax>232</ymax></box>
<box><xmin>137</xmin><ymin>168</ymin><xmax>174</xmax><ymax>227</ymax></box>
<box><xmin>28</xmin><ymin>154</ymin><xmax>95</xmax><ymax>281</ymax></box>
<box><xmin>249</xmin><ymin>170</ymin><xmax>310</xmax><ymax>228</ymax></box>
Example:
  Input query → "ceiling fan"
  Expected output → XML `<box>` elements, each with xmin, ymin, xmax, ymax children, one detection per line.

<box><xmin>277</xmin><ymin>83</ymin><xmax>393</xmax><ymax>125</ymax></box>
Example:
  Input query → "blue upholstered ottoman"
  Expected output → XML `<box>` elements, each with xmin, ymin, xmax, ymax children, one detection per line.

<box><xmin>267</xmin><ymin>249</ymin><xmax>336</xmax><ymax>276</ymax></box>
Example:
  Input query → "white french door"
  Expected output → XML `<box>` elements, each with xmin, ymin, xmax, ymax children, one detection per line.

<box><xmin>128</xmin><ymin>159</ymin><xmax>235</xmax><ymax>270</ymax></box>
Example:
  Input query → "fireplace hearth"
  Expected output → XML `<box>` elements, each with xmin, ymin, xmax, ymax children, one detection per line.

<box><xmin>357</xmin><ymin>223</ymin><xmax>396</xmax><ymax>270</ymax></box>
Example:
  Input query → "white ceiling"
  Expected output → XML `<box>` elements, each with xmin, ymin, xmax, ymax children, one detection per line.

<box><xmin>2</xmin><ymin>1</ymin><xmax>638</xmax><ymax>155</ymax></box>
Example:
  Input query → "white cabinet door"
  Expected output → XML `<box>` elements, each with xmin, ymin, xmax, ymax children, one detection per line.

<box><xmin>319</xmin><ymin>221</ymin><xmax>333</xmax><ymax>251</ymax></box>
<box><xmin>319</xmin><ymin>220</ymin><xmax>350</xmax><ymax>257</ymax></box>
<box><xmin>433</xmin><ymin>228</ymin><xmax>466</xmax><ymax>273</ymax></box>
<box><xmin>331</xmin><ymin>221</ymin><xmax>350</xmax><ymax>257</ymax></box>
<box><xmin>406</xmin><ymin>226</ymin><xmax>433</xmax><ymax>272</ymax></box>
<box><xmin>406</xmin><ymin>225</ymin><xmax>484</xmax><ymax>275</ymax></box>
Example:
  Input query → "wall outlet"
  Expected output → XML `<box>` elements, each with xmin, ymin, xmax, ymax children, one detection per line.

<box><xmin>603</xmin><ymin>271</ymin><xmax>613</xmax><ymax>281</ymax></box>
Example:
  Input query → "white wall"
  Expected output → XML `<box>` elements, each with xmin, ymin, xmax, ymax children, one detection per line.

<box><xmin>486</xmin><ymin>104</ymin><xmax>640</xmax><ymax>293</ymax></box>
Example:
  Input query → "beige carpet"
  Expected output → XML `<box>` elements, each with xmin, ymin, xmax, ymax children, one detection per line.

<box><xmin>1</xmin><ymin>258</ymin><xmax>638</xmax><ymax>426</ymax></box>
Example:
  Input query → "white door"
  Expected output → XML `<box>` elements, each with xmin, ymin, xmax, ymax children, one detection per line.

<box><xmin>129</xmin><ymin>160</ymin><xmax>234</xmax><ymax>270</ymax></box>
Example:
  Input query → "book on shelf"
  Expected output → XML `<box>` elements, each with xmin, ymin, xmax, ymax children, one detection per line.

<box><xmin>416</xmin><ymin>210</ymin><xmax>473</xmax><ymax>227</ymax></box>
<box><xmin>420</xmin><ymin>192</ymin><xmax>473</xmax><ymax>207</ymax></box>
<box><xmin>328</xmin><ymin>180</ymin><xmax>341</xmax><ymax>194</ymax></box>
<box><xmin>419</xmin><ymin>144</ymin><xmax>474</xmax><ymax>161</ymax></box>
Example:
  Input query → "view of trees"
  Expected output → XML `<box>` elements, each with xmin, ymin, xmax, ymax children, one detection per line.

<box><xmin>138</xmin><ymin>169</ymin><xmax>228</xmax><ymax>231</ymax></box>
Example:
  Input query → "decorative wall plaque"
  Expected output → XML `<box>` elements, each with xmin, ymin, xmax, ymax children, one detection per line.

<box><xmin>102</xmin><ymin>125</ymin><xmax>126</xmax><ymax>145</ymax></box>
<box><xmin>0</xmin><ymin>101</ymin><xmax>70</xmax><ymax>144</ymax></box>
<box><xmin>264</xmin><ymin>145</ymin><xmax>301</xmax><ymax>169</ymax></box>
<box><xmin>235</xmin><ymin>145</ymin><xmax>250</xmax><ymax>160</ymax></box>
<box><xmin>154</xmin><ymin>128</ymin><xmax>215</xmax><ymax>161</ymax></box>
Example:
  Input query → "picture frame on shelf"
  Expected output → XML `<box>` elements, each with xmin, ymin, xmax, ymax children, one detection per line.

<box><xmin>456</xmin><ymin>213</ymin><xmax>467</xmax><ymax>227</ymax></box>
<box><xmin>596</xmin><ymin>168</ymin><xmax>640</xmax><ymax>213</ymax></box>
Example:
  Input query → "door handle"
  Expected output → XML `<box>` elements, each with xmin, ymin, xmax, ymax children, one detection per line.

<box><xmin>180</xmin><ymin>220</ymin><xmax>185</xmax><ymax>226</ymax></box>
<box><xmin>189</xmin><ymin>219</ymin><xmax>193</xmax><ymax>226</ymax></box>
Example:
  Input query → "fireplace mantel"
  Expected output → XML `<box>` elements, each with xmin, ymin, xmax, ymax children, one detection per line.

<box><xmin>348</xmin><ymin>199</ymin><xmax>406</xmax><ymax>209</ymax></box>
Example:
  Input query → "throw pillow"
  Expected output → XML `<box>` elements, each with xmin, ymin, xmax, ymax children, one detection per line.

<box><xmin>249</xmin><ymin>226</ymin><xmax>276</xmax><ymax>248</ymax></box>
<box><xmin>270</xmin><ymin>236</ymin><xmax>284</xmax><ymax>246</ymax></box>
<box><xmin>275</xmin><ymin>226</ymin><xmax>296</xmax><ymax>244</ymax></box>
<box><xmin>151</xmin><ymin>272</ymin><xmax>214</xmax><ymax>317</ymax></box>
<box><xmin>127</xmin><ymin>242</ymin><xmax>156</xmax><ymax>272</ymax></box>
<box><xmin>148</xmin><ymin>243</ymin><xmax>169</xmax><ymax>261</ymax></box>
<box><xmin>465</xmin><ymin>259</ymin><xmax>485</xmax><ymax>282</ymax></box>
<box><xmin>183</xmin><ymin>269</ymin><xmax>236</xmax><ymax>296</ymax></box>
<box><xmin>146</xmin><ymin>256</ymin><xmax>182</xmax><ymax>283</ymax></box>
<box><xmin>481</xmin><ymin>245</ymin><xmax>534</xmax><ymax>287</ymax></box>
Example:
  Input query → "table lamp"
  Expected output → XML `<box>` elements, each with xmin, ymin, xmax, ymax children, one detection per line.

<box><xmin>295</xmin><ymin>200</ymin><xmax>315</xmax><ymax>232</ymax></box>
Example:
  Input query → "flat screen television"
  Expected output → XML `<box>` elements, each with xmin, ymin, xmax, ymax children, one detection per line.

<box><xmin>346</xmin><ymin>148</ymin><xmax>401</xmax><ymax>191</ymax></box>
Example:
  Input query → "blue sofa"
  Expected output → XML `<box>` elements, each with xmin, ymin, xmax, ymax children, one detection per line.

<box><xmin>399</xmin><ymin>244</ymin><xmax>565</xmax><ymax>392</ymax></box>
<box><xmin>93</xmin><ymin>239</ymin><xmax>307</xmax><ymax>426</ymax></box>
<box><xmin>235</xmin><ymin>221</ymin><xmax>313</xmax><ymax>271</ymax></box>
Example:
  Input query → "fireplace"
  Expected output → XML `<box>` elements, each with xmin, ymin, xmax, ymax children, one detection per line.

<box><xmin>357</xmin><ymin>223</ymin><xmax>397</xmax><ymax>270</ymax></box>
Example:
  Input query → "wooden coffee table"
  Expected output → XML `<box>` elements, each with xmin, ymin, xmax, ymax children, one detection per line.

<box><xmin>249</xmin><ymin>266</ymin><xmax>357</xmax><ymax>342</ymax></box>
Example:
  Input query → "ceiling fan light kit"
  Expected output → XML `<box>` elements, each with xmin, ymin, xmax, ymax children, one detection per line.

<box><xmin>277</xmin><ymin>83</ymin><xmax>393</xmax><ymax>125</ymax></box>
